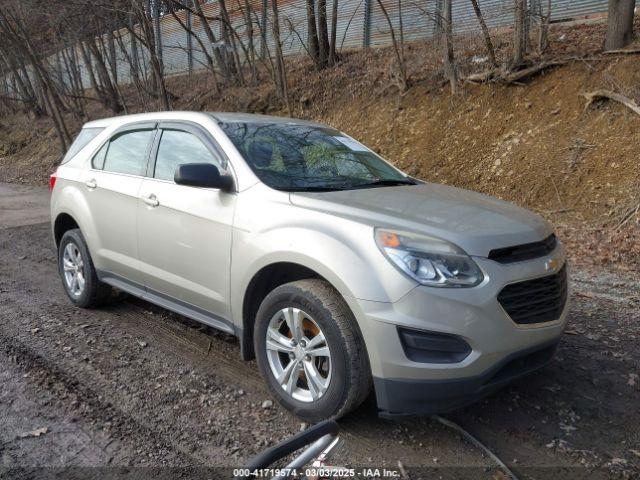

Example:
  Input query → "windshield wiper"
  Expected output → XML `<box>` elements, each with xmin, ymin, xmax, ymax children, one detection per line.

<box><xmin>279</xmin><ymin>186</ymin><xmax>345</xmax><ymax>192</ymax></box>
<box><xmin>350</xmin><ymin>179</ymin><xmax>417</xmax><ymax>189</ymax></box>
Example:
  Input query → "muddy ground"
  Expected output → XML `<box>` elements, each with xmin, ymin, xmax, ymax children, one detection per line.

<box><xmin>0</xmin><ymin>183</ymin><xmax>638</xmax><ymax>479</ymax></box>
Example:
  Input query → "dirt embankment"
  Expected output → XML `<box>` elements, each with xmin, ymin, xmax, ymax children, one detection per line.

<box><xmin>1</xmin><ymin>21</ymin><xmax>638</xmax><ymax>266</ymax></box>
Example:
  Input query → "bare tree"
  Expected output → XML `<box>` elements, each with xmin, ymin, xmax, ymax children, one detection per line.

<box><xmin>270</xmin><ymin>0</ymin><xmax>291</xmax><ymax>114</ymax></box>
<box><xmin>219</xmin><ymin>0</ymin><xmax>245</xmax><ymax>86</ymax></box>
<box><xmin>605</xmin><ymin>0</ymin><xmax>636</xmax><ymax>50</ymax></box>
<box><xmin>84</xmin><ymin>33</ymin><xmax>124</xmax><ymax>113</ymax></box>
<box><xmin>537</xmin><ymin>0</ymin><xmax>552</xmax><ymax>54</ymax></box>
<box><xmin>166</xmin><ymin>1</ymin><xmax>221</xmax><ymax>93</ymax></box>
<box><xmin>129</xmin><ymin>0</ymin><xmax>172</xmax><ymax>110</ymax></box>
<box><xmin>513</xmin><ymin>0</ymin><xmax>527</xmax><ymax>66</ymax></box>
<box><xmin>329</xmin><ymin>0</ymin><xmax>339</xmax><ymax>64</ymax></box>
<box><xmin>0</xmin><ymin>2</ymin><xmax>71</xmax><ymax>151</ymax></box>
<box><xmin>114</xmin><ymin>29</ymin><xmax>151</xmax><ymax>110</ymax></box>
<box><xmin>375</xmin><ymin>0</ymin><xmax>407</xmax><ymax>91</ymax></box>
<box><xmin>242</xmin><ymin>0</ymin><xmax>259</xmax><ymax>83</ymax></box>
<box><xmin>317</xmin><ymin>0</ymin><xmax>331</xmax><ymax>66</ymax></box>
<box><xmin>470</xmin><ymin>0</ymin><xmax>497</xmax><ymax>68</ymax></box>
<box><xmin>0</xmin><ymin>48</ymin><xmax>44</xmax><ymax>117</ymax></box>
<box><xmin>442</xmin><ymin>0</ymin><xmax>457</xmax><ymax>93</ymax></box>
<box><xmin>306</xmin><ymin>0</ymin><xmax>321</xmax><ymax>65</ymax></box>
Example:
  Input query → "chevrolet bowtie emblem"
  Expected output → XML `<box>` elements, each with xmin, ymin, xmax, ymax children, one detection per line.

<box><xmin>545</xmin><ymin>258</ymin><xmax>559</xmax><ymax>272</ymax></box>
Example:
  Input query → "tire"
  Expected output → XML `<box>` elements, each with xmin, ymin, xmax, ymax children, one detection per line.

<box><xmin>58</xmin><ymin>229</ymin><xmax>111</xmax><ymax>308</ymax></box>
<box><xmin>254</xmin><ymin>279</ymin><xmax>371</xmax><ymax>421</ymax></box>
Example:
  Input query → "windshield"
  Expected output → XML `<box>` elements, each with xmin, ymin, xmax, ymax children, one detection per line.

<box><xmin>219</xmin><ymin>122</ymin><xmax>414</xmax><ymax>191</ymax></box>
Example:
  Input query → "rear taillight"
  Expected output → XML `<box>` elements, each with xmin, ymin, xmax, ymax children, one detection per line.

<box><xmin>49</xmin><ymin>171</ymin><xmax>57</xmax><ymax>191</ymax></box>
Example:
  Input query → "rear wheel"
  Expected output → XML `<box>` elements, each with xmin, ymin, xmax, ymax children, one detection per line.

<box><xmin>58</xmin><ymin>229</ymin><xmax>111</xmax><ymax>308</ymax></box>
<box><xmin>254</xmin><ymin>279</ymin><xmax>371</xmax><ymax>421</ymax></box>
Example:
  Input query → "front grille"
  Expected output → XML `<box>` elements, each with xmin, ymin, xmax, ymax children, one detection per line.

<box><xmin>498</xmin><ymin>265</ymin><xmax>568</xmax><ymax>325</ymax></box>
<box><xmin>489</xmin><ymin>234</ymin><xmax>557</xmax><ymax>264</ymax></box>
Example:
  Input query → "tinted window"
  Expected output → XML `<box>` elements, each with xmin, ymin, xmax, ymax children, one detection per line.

<box><xmin>62</xmin><ymin>127</ymin><xmax>104</xmax><ymax>164</ymax></box>
<box><xmin>219</xmin><ymin>122</ymin><xmax>409</xmax><ymax>191</ymax></box>
<box><xmin>154</xmin><ymin>129</ymin><xmax>223</xmax><ymax>182</ymax></box>
<box><xmin>102</xmin><ymin>129</ymin><xmax>155</xmax><ymax>176</ymax></box>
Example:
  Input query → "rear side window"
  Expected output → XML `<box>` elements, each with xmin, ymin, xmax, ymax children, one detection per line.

<box><xmin>154</xmin><ymin>129</ymin><xmax>224</xmax><ymax>182</ymax></box>
<box><xmin>61</xmin><ymin>127</ymin><xmax>104</xmax><ymax>164</ymax></box>
<box><xmin>98</xmin><ymin>129</ymin><xmax>155</xmax><ymax>176</ymax></box>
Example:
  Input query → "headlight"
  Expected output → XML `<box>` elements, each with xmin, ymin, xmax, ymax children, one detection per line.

<box><xmin>375</xmin><ymin>228</ymin><xmax>484</xmax><ymax>288</ymax></box>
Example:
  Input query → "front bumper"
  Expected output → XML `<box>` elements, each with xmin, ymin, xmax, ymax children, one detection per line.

<box><xmin>347</xmin><ymin>247</ymin><xmax>569</xmax><ymax>416</ymax></box>
<box><xmin>374</xmin><ymin>339</ymin><xmax>559</xmax><ymax>417</ymax></box>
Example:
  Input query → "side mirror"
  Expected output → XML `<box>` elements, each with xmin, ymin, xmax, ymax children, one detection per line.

<box><xmin>174</xmin><ymin>163</ymin><xmax>234</xmax><ymax>191</ymax></box>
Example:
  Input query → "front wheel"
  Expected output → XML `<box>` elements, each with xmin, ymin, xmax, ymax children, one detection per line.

<box><xmin>254</xmin><ymin>279</ymin><xmax>371</xmax><ymax>421</ymax></box>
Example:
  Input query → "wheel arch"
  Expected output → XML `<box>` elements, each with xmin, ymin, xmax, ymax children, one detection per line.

<box><xmin>53</xmin><ymin>212</ymin><xmax>80</xmax><ymax>247</ymax></box>
<box><xmin>238</xmin><ymin>260</ymin><xmax>356</xmax><ymax>361</ymax></box>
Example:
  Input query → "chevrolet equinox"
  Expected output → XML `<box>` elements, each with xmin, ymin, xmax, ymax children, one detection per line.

<box><xmin>50</xmin><ymin>112</ymin><xmax>569</xmax><ymax>421</ymax></box>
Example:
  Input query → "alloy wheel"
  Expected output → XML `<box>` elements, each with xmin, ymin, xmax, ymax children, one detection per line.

<box><xmin>265</xmin><ymin>307</ymin><xmax>332</xmax><ymax>402</ymax></box>
<box><xmin>62</xmin><ymin>242</ymin><xmax>85</xmax><ymax>297</ymax></box>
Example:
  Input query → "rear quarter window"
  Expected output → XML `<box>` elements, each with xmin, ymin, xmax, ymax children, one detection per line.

<box><xmin>61</xmin><ymin>127</ymin><xmax>104</xmax><ymax>164</ymax></box>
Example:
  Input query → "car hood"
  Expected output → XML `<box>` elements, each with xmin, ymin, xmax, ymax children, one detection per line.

<box><xmin>289</xmin><ymin>183</ymin><xmax>552</xmax><ymax>258</ymax></box>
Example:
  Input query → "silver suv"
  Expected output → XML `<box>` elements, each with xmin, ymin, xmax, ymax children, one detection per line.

<box><xmin>50</xmin><ymin>112</ymin><xmax>569</xmax><ymax>421</ymax></box>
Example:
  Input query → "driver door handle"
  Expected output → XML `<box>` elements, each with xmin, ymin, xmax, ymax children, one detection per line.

<box><xmin>142</xmin><ymin>194</ymin><xmax>159</xmax><ymax>207</ymax></box>
<box><xmin>85</xmin><ymin>179</ymin><xmax>97</xmax><ymax>189</ymax></box>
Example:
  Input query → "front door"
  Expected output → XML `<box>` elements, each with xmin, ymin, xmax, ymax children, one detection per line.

<box><xmin>137</xmin><ymin>123</ymin><xmax>236</xmax><ymax>323</ymax></box>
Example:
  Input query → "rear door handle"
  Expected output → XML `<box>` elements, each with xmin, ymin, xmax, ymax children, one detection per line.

<box><xmin>142</xmin><ymin>194</ymin><xmax>159</xmax><ymax>207</ymax></box>
<box><xmin>85</xmin><ymin>179</ymin><xmax>97</xmax><ymax>189</ymax></box>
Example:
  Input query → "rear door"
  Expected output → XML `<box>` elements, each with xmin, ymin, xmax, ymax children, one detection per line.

<box><xmin>83</xmin><ymin>123</ymin><xmax>157</xmax><ymax>284</ymax></box>
<box><xmin>137</xmin><ymin>122</ymin><xmax>236</xmax><ymax>325</ymax></box>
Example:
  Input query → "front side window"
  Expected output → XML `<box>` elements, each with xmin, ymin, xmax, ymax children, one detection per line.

<box><xmin>219</xmin><ymin>122</ymin><xmax>412</xmax><ymax>191</ymax></box>
<box><xmin>153</xmin><ymin>129</ymin><xmax>223</xmax><ymax>182</ymax></box>
<box><xmin>101</xmin><ymin>129</ymin><xmax>155</xmax><ymax>176</ymax></box>
<box><xmin>62</xmin><ymin>127</ymin><xmax>104</xmax><ymax>164</ymax></box>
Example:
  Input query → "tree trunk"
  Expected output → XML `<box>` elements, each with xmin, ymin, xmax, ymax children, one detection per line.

<box><xmin>115</xmin><ymin>29</ymin><xmax>150</xmax><ymax>110</ymax></box>
<box><xmin>306</xmin><ymin>0</ymin><xmax>321</xmax><ymax>66</ymax></box>
<box><xmin>243</xmin><ymin>0</ymin><xmax>259</xmax><ymax>83</ymax></box>
<box><xmin>537</xmin><ymin>0</ymin><xmax>551</xmax><ymax>53</ymax></box>
<box><xmin>107</xmin><ymin>30</ymin><xmax>118</xmax><ymax>85</ymax></box>
<box><xmin>442</xmin><ymin>0</ymin><xmax>457</xmax><ymax>93</ymax></box>
<box><xmin>86</xmin><ymin>36</ymin><xmax>123</xmax><ymax>113</ymax></box>
<box><xmin>132</xmin><ymin>0</ymin><xmax>171</xmax><ymax>109</ymax></box>
<box><xmin>470</xmin><ymin>0</ymin><xmax>497</xmax><ymax>68</ymax></box>
<box><xmin>513</xmin><ymin>0</ymin><xmax>526</xmax><ymax>66</ymax></box>
<box><xmin>220</xmin><ymin>0</ymin><xmax>245</xmax><ymax>86</ymax></box>
<box><xmin>605</xmin><ymin>0</ymin><xmax>636</xmax><ymax>50</ymax></box>
<box><xmin>167</xmin><ymin>7</ymin><xmax>221</xmax><ymax>93</ymax></box>
<box><xmin>0</xmin><ymin>48</ymin><xmax>43</xmax><ymax>117</ymax></box>
<box><xmin>375</xmin><ymin>0</ymin><xmax>407</xmax><ymax>91</ymax></box>
<box><xmin>271</xmin><ymin>0</ymin><xmax>291</xmax><ymax>114</ymax></box>
<box><xmin>329</xmin><ymin>0</ymin><xmax>339</xmax><ymax>64</ymax></box>
<box><xmin>192</xmin><ymin>0</ymin><xmax>233</xmax><ymax>84</ymax></box>
<box><xmin>317</xmin><ymin>0</ymin><xmax>331</xmax><ymax>67</ymax></box>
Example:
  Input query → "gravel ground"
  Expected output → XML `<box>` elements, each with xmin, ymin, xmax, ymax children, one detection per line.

<box><xmin>0</xmin><ymin>186</ymin><xmax>638</xmax><ymax>479</ymax></box>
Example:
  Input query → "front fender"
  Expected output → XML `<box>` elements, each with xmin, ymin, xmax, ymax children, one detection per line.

<box><xmin>230</xmin><ymin>223</ymin><xmax>417</xmax><ymax>328</ymax></box>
